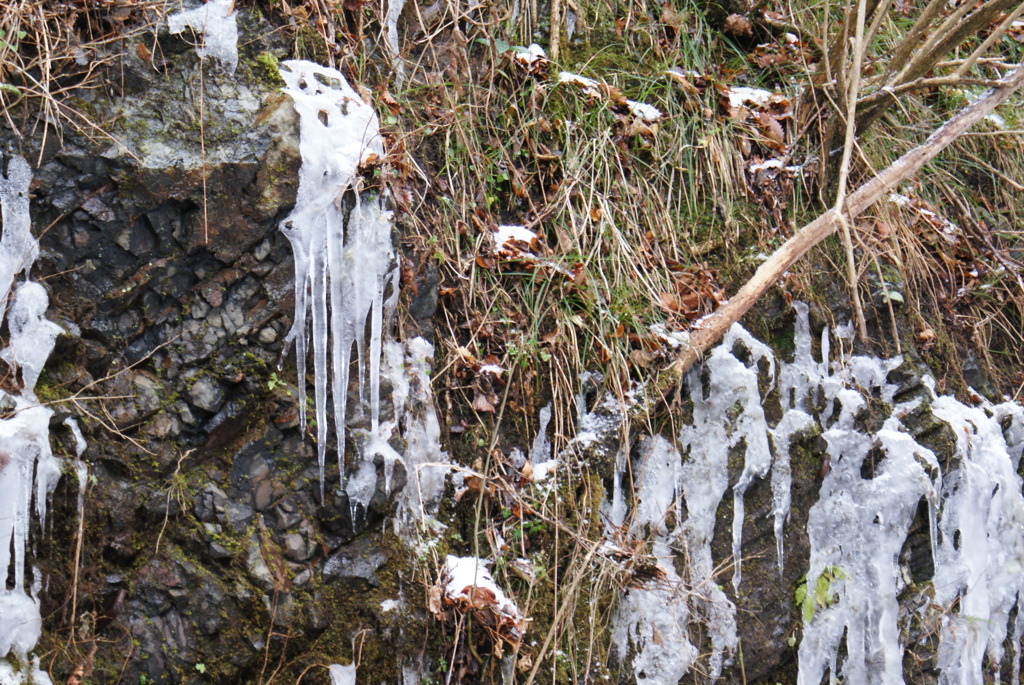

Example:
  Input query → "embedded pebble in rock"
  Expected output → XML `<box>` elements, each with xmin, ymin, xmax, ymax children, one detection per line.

<box><xmin>282</xmin><ymin>533</ymin><xmax>313</xmax><ymax>562</ymax></box>
<box><xmin>222</xmin><ymin>501</ymin><xmax>254</xmax><ymax>532</ymax></box>
<box><xmin>189</xmin><ymin>376</ymin><xmax>225</xmax><ymax>413</ymax></box>
<box><xmin>194</xmin><ymin>484</ymin><xmax>229</xmax><ymax>522</ymax></box>
<box><xmin>258</xmin><ymin>326</ymin><xmax>278</xmax><ymax>344</ymax></box>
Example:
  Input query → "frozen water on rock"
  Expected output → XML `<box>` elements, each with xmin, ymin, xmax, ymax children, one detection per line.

<box><xmin>0</xmin><ymin>657</ymin><xmax>52</xmax><ymax>685</ymax></box>
<box><xmin>527</xmin><ymin>403</ymin><xmax>558</xmax><ymax>483</ymax></box>
<box><xmin>610</xmin><ymin>437</ymin><xmax>696</xmax><ymax>683</ymax></box>
<box><xmin>1</xmin><ymin>283</ymin><xmax>63</xmax><ymax>400</ymax></box>
<box><xmin>278</xmin><ymin>62</ymin><xmax>451</xmax><ymax>529</ymax></box>
<box><xmin>0</xmin><ymin>157</ymin><xmax>37</xmax><ymax>316</ymax></box>
<box><xmin>530</xmin><ymin>403</ymin><xmax>552</xmax><ymax>465</ymax></box>
<box><xmin>328</xmin><ymin>662</ymin><xmax>357</xmax><ymax>685</ymax></box>
<box><xmin>385</xmin><ymin>0</ymin><xmax>407</xmax><ymax>85</ymax></box>
<box><xmin>167</xmin><ymin>0</ymin><xmax>239</xmax><ymax>73</ymax></box>
<box><xmin>677</xmin><ymin>323</ymin><xmax>775</xmax><ymax>674</ymax></box>
<box><xmin>603</xmin><ymin>300</ymin><xmax>1024</xmax><ymax>683</ymax></box>
<box><xmin>278</xmin><ymin>60</ymin><xmax>392</xmax><ymax>493</ymax></box>
<box><xmin>769</xmin><ymin>409</ymin><xmax>814</xmax><ymax>571</ymax></box>
<box><xmin>387</xmin><ymin>337</ymin><xmax>448</xmax><ymax>535</ymax></box>
<box><xmin>0</xmin><ymin>157</ymin><xmax>66</xmax><ymax>682</ymax></box>
<box><xmin>797</xmin><ymin>417</ymin><xmax>939</xmax><ymax>685</ymax></box>
<box><xmin>931</xmin><ymin>394</ymin><xmax>1024</xmax><ymax>684</ymax></box>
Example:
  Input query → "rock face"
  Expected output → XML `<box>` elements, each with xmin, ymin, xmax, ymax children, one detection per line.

<box><xmin>3</xmin><ymin>4</ymin><xmax>1023</xmax><ymax>685</ymax></box>
<box><xmin>2</xmin><ymin>13</ymin><xmax>423</xmax><ymax>685</ymax></box>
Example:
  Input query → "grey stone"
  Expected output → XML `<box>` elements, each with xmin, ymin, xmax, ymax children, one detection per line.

<box><xmin>254</xmin><ymin>239</ymin><xmax>272</xmax><ymax>261</ymax></box>
<box><xmin>246</xmin><ymin>537</ymin><xmax>276</xmax><ymax>592</ymax></box>
<box><xmin>258</xmin><ymin>326</ymin><xmax>278</xmax><ymax>344</ymax></box>
<box><xmin>323</xmin><ymin>538</ymin><xmax>386</xmax><ymax>587</ymax></box>
<box><xmin>190</xmin><ymin>376</ymin><xmax>225</xmax><ymax>412</ymax></box>
<box><xmin>194</xmin><ymin>484</ymin><xmax>228</xmax><ymax>522</ymax></box>
<box><xmin>282</xmin><ymin>532</ymin><xmax>312</xmax><ymax>562</ymax></box>
<box><xmin>142</xmin><ymin>412</ymin><xmax>180</xmax><ymax>439</ymax></box>
<box><xmin>223</xmin><ymin>501</ymin><xmax>254</xmax><ymax>532</ymax></box>
<box><xmin>253</xmin><ymin>479</ymin><xmax>274</xmax><ymax>511</ymax></box>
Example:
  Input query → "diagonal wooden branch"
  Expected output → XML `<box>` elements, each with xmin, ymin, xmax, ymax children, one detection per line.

<box><xmin>672</xmin><ymin>63</ymin><xmax>1024</xmax><ymax>376</ymax></box>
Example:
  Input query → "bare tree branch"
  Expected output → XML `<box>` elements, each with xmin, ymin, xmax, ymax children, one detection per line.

<box><xmin>672</xmin><ymin>63</ymin><xmax>1024</xmax><ymax>375</ymax></box>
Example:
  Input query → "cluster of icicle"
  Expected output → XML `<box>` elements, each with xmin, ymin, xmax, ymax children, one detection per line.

<box><xmin>1</xmin><ymin>156</ymin><xmax>86</xmax><ymax>684</ymax></box>
<box><xmin>603</xmin><ymin>302</ymin><xmax>1024</xmax><ymax>683</ymax></box>
<box><xmin>277</xmin><ymin>61</ymin><xmax>447</xmax><ymax>529</ymax></box>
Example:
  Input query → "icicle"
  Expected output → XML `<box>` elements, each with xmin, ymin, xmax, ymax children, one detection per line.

<box><xmin>930</xmin><ymin>395</ymin><xmax>1024</xmax><ymax>683</ymax></box>
<box><xmin>278</xmin><ymin>61</ymin><xmax>392</xmax><ymax>497</ymax></box>
<box><xmin>610</xmin><ymin>437</ymin><xmax>696</xmax><ymax>683</ymax></box>
<box><xmin>530</xmin><ymin>404</ymin><xmax>552</xmax><ymax>465</ymax></box>
<box><xmin>63</xmin><ymin>417</ymin><xmax>87</xmax><ymax>459</ymax></box>
<box><xmin>778</xmin><ymin>302</ymin><xmax>818</xmax><ymax>410</ymax></box>
<box><xmin>167</xmin><ymin>0</ymin><xmax>239</xmax><ymax>73</ymax></box>
<box><xmin>607</xmin><ymin>442</ymin><xmax>628</xmax><ymax>529</ymax></box>
<box><xmin>0</xmin><ymin>157</ymin><xmax>63</xmax><ymax>681</ymax></box>
<box><xmin>770</xmin><ymin>409</ymin><xmax>813</xmax><ymax>572</ymax></box>
<box><xmin>385</xmin><ymin>0</ymin><xmax>407</xmax><ymax>86</ymax></box>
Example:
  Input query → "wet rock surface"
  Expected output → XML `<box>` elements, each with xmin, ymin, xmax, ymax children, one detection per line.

<box><xmin>3</xmin><ymin>5</ymin><xmax>1021</xmax><ymax>685</ymax></box>
<box><xmin>0</xmin><ymin>14</ymin><xmax>425</xmax><ymax>685</ymax></box>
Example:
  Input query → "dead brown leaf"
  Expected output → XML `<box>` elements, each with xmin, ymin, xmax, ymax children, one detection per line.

<box><xmin>724</xmin><ymin>13</ymin><xmax>753</xmax><ymax>39</ymax></box>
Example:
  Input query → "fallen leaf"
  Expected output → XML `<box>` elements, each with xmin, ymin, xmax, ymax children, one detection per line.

<box><xmin>724</xmin><ymin>13</ymin><xmax>753</xmax><ymax>39</ymax></box>
<box><xmin>472</xmin><ymin>391</ymin><xmax>496</xmax><ymax>413</ymax></box>
<box><xmin>756</xmin><ymin>111</ymin><xmax>786</xmax><ymax>149</ymax></box>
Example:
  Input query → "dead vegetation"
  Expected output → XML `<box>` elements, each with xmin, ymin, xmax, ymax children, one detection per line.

<box><xmin>2</xmin><ymin>0</ymin><xmax>1023</xmax><ymax>681</ymax></box>
<box><xmin>0</xmin><ymin>0</ymin><xmax>169</xmax><ymax>154</ymax></box>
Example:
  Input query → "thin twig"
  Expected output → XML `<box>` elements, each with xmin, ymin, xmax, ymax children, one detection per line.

<box><xmin>834</xmin><ymin>0</ymin><xmax>869</xmax><ymax>342</ymax></box>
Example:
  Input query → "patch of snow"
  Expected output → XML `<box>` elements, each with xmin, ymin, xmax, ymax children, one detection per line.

<box><xmin>444</xmin><ymin>556</ymin><xmax>523</xmax><ymax>622</ymax></box>
<box><xmin>328</xmin><ymin>663</ymin><xmax>357</xmax><ymax>685</ymax></box>
<box><xmin>529</xmin><ymin>459</ymin><xmax>559</xmax><ymax>482</ymax></box>
<box><xmin>723</xmin><ymin>86</ymin><xmax>777</xmax><ymax>109</ymax></box>
<box><xmin>167</xmin><ymin>0</ymin><xmax>239</xmax><ymax>73</ymax></box>
<box><xmin>512</xmin><ymin>43</ymin><xmax>546</xmax><ymax>66</ymax></box>
<box><xmin>625</xmin><ymin>99</ymin><xmax>662</xmax><ymax>122</ymax></box>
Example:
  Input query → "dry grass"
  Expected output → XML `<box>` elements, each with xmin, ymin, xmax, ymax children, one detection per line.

<box><xmin>858</xmin><ymin>96</ymin><xmax>1024</xmax><ymax>393</ymax></box>
<box><xmin>0</xmin><ymin>0</ymin><xmax>167</xmax><ymax>151</ymax></box>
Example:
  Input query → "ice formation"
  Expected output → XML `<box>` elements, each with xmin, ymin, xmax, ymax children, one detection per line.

<box><xmin>610</xmin><ymin>437</ymin><xmax>697</xmax><ymax>684</ymax></box>
<box><xmin>931</xmin><ymin>394</ymin><xmax>1024</xmax><ymax>683</ymax></box>
<box><xmin>605</xmin><ymin>299</ymin><xmax>1024</xmax><ymax>682</ymax></box>
<box><xmin>385</xmin><ymin>0</ymin><xmax>407</xmax><ymax>84</ymax></box>
<box><xmin>677</xmin><ymin>324</ymin><xmax>774</xmax><ymax>674</ymax></box>
<box><xmin>278</xmin><ymin>61</ymin><xmax>451</xmax><ymax>526</ymax></box>
<box><xmin>278</xmin><ymin>60</ymin><xmax>391</xmax><ymax>490</ymax></box>
<box><xmin>328</xmin><ymin>662</ymin><xmax>357</xmax><ymax>685</ymax></box>
<box><xmin>383</xmin><ymin>337</ymin><xmax>448</xmax><ymax>535</ymax></box>
<box><xmin>167</xmin><ymin>0</ymin><xmax>239</xmax><ymax>73</ymax></box>
<box><xmin>0</xmin><ymin>157</ymin><xmax>65</xmax><ymax>683</ymax></box>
